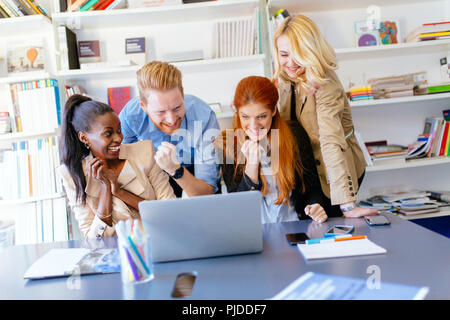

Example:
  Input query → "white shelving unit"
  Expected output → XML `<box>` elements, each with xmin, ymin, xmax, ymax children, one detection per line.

<box><xmin>0</xmin><ymin>15</ymin><xmax>52</xmax><ymax>37</ymax></box>
<box><xmin>366</xmin><ymin>157</ymin><xmax>450</xmax><ymax>172</ymax></box>
<box><xmin>350</xmin><ymin>92</ymin><xmax>450</xmax><ymax>108</ymax></box>
<box><xmin>0</xmin><ymin>129</ymin><xmax>60</xmax><ymax>143</ymax></box>
<box><xmin>58</xmin><ymin>55</ymin><xmax>266</xmax><ymax>79</ymax></box>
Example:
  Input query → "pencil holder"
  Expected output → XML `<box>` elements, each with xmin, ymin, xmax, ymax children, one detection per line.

<box><xmin>116</xmin><ymin>220</ymin><xmax>153</xmax><ymax>284</ymax></box>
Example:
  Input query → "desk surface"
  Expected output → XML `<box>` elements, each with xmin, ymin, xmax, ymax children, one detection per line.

<box><xmin>1</xmin><ymin>213</ymin><xmax>450</xmax><ymax>300</ymax></box>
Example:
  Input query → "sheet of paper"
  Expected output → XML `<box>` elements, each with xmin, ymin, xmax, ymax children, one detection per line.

<box><xmin>23</xmin><ymin>248</ymin><xmax>91</xmax><ymax>279</ymax></box>
<box><xmin>297</xmin><ymin>238</ymin><xmax>387</xmax><ymax>260</ymax></box>
<box><xmin>271</xmin><ymin>272</ymin><xmax>429</xmax><ymax>300</ymax></box>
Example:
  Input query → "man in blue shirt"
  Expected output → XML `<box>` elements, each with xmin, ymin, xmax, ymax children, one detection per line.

<box><xmin>119</xmin><ymin>61</ymin><xmax>220</xmax><ymax>197</ymax></box>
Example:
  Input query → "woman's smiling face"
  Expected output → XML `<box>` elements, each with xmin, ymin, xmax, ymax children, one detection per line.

<box><xmin>80</xmin><ymin>112</ymin><xmax>123</xmax><ymax>160</ymax></box>
<box><xmin>277</xmin><ymin>34</ymin><xmax>306</xmax><ymax>79</ymax></box>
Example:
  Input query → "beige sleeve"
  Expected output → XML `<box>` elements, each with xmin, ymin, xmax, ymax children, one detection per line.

<box><xmin>57</xmin><ymin>166</ymin><xmax>116</xmax><ymax>239</ymax></box>
<box><xmin>314</xmin><ymin>79</ymin><xmax>356</xmax><ymax>205</ymax></box>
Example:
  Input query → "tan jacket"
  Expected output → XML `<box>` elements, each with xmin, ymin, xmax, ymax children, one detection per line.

<box><xmin>277</xmin><ymin>70</ymin><xmax>366</xmax><ymax>205</ymax></box>
<box><xmin>57</xmin><ymin>140</ymin><xmax>175</xmax><ymax>239</ymax></box>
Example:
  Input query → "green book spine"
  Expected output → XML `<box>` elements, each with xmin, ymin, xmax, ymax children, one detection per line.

<box><xmin>79</xmin><ymin>0</ymin><xmax>98</xmax><ymax>11</ymax></box>
<box><xmin>427</xmin><ymin>84</ymin><xmax>450</xmax><ymax>94</ymax></box>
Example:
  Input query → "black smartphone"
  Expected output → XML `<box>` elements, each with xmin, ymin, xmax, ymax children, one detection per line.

<box><xmin>365</xmin><ymin>215</ymin><xmax>391</xmax><ymax>226</ymax></box>
<box><xmin>285</xmin><ymin>232</ymin><xmax>310</xmax><ymax>245</ymax></box>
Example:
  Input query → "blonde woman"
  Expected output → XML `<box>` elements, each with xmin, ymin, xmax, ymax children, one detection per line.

<box><xmin>273</xmin><ymin>14</ymin><xmax>378</xmax><ymax>218</ymax></box>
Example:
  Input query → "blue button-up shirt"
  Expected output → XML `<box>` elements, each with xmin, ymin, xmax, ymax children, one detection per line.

<box><xmin>119</xmin><ymin>94</ymin><xmax>220</xmax><ymax>192</ymax></box>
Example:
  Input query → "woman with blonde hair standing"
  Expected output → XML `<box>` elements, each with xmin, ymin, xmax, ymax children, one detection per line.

<box><xmin>273</xmin><ymin>14</ymin><xmax>378</xmax><ymax>218</ymax></box>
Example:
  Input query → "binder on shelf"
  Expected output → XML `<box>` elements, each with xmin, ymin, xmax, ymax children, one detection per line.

<box><xmin>58</xmin><ymin>26</ymin><xmax>80</xmax><ymax>70</ymax></box>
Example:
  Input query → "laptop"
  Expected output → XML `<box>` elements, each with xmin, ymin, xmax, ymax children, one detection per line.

<box><xmin>139</xmin><ymin>191</ymin><xmax>263</xmax><ymax>263</ymax></box>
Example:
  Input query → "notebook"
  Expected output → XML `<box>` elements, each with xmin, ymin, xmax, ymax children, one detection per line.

<box><xmin>23</xmin><ymin>248</ymin><xmax>121</xmax><ymax>280</ymax></box>
<box><xmin>297</xmin><ymin>238</ymin><xmax>387</xmax><ymax>260</ymax></box>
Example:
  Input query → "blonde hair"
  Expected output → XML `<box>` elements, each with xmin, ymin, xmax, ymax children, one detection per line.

<box><xmin>273</xmin><ymin>15</ymin><xmax>337</xmax><ymax>94</ymax></box>
<box><xmin>137</xmin><ymin>61</ymin><xmax>184</xmax><ymax>104</ymax></box>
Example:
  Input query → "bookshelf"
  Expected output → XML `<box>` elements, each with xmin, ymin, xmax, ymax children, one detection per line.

<box><xmin>57</xmin><ymin>55</ymin><xmax>266</xmax><ymax>79</ymax></box>
<box><xmin>266</xmin><ymin>0</ymin><xmax>450</xmax><ymax>202</ymax></box>
<box><xmin>0</xmin><ymin>15</ymin><xmax>52</xmax><ymax>37</ymax></box>
<box><xmin>0</xmin><ymin>193</ymin><xmax>65</xmax><ymax>207</ymax></box>
<box><xmin>366</xmin><ymin>157</ymin><xmax>450</xmax><ymax>172</ymax></box>
<box><xmin>0</xmin><ymin>129</ymin><xmax>60</xmax><ymax>143</ymax></box>
<box><xmin>0</xmin><ymin>72</ymin><xmax>53</xmax><ymax>84</ymax></box>
<box><xmin>350</xmin><ymin>92</ymin><xmax>450</xmax><ymax>108</ymax></box>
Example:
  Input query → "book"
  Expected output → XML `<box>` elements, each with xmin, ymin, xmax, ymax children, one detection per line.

<box><xmin>107</xmin><ymin>87</ymin><xmax>130</xmax><ymax>115</ymax></box>
<box><xmin>379</xmin><ymin>20</ymin><xmax>399</xmax><ymax>44</ymax></box>
<box><xmin>104</xmin><ymin>0</ymin><xmax>126</xmax><ymax>9</ymax></box>
<box><xmin>371</xmin><ymin>155</ymin><xmax>406</xmax><ymax>166</ymax></box>
<box><xmin>382</xmin><ymin>191</ymin><xmax>431</xmax><ymax>203</ymax></box>
<box><xmin>78</xmin><ymin>40</ymin><xmax>101</xmax><ymax>64</ymax></box>
<box><xmin>69</xmin><ymin>0</ymin><xmax>89</xmax><ymax>11</ymax></box>
<box><xmin>125</xmin><ymin>37</ymin><xmax>146</xmax><ymax>65</ymax></box>
<box><xmin>7</xmin><ymin>40</ymin><xmax>45</xmax><ymax>74</ymax></box>
<box><xmin>79</xmin><ymin>0</ymin><xmax>99</xmax><ymax>11</ymax></box>
<box><xmin>297</xmin><ymin>238</ymin><xmax>387</xmax><ymax>260</ymax></box>
<box><xmin>58</xmin><ymin>26</ymin><xmax>80</xmax><ymax>70</ymax></box>
<box><xmin>271</xmin><ymin>272</ymin><xmax>429</xmax><ymax>300</ymax></box>
<box><xmin>428</xmin><ymin>190</ymin><xmax>450</xmax><ymax>203</ymax></box>
<box><xmin>438</xmin><ymin>121</ymin><xmax>449</xmax><ymax>156</ymax></box>
<box><xmin>23</xmin><ymin>248</ymin><xmax>121</xmax><ymax>279</ymax></box>
<box><xmin>427</xmin><ymin>83</ymin><xmax>450</xmax><ymax>94</ymax></box>
<box><xmin>398</xmin><ymin>208</ymin><xmax>439</xmax><ymax>216</ymax></box>
<box><xmin>406</xmin><ymin>21</ymin><xmax>450</xmax><ymax>42</ymax></box>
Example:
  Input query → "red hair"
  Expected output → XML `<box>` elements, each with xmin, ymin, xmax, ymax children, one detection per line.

<box><xmin>231</xmin><ymin>76</ymin><xmax>304</xmax><ymax>205</ymax></box>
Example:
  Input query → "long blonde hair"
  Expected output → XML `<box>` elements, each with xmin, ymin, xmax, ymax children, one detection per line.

<box><xmin>273</xmin><ymin>15</ymin><xmax>337</xmax><ymax>94</ymax></box>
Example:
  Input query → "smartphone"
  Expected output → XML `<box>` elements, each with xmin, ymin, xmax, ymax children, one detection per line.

<box><xmin>365</xmin><ymin>215</ymin><xmax>390</xmax><ymax>226</ymax></box>
<box><xmin>324</xmin><ymin>225</ymin><xmax>354</xmax><ymax>236</ymax></box>
<box><xmin>285</xmin><ymin>232</ymin><xmax>310</xmax><ymax>245</ymax></box>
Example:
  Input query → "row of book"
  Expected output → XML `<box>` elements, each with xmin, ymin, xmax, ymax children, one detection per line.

<box><xmin>8</xmin><ymin>78</ymin><xmax>61</xmax><ymax>133</ymax></box>
<box><xmin>355</xmin><ymin>110</ymin><xmax>450</xmax><ymax>167</ymax></box>
<box><xmin>0</xmin><ymin>111</ymin><xmax>11</xmax><ymax>133</ymax></box>
<box><xmin>405</xmin><ymin>21</ymin><xmax>450</xmax><ymax>42</ymax></box>
<box><xmin>359</xmin><ymin>190</ymin><xmax>450</xmax><ymax>217</ymax></box>
<box><xmin>349</xmin><ymin>86</ymin><xmax>374</xmax><ymax>101</ymax></box>
<box><xmin>214</xmin><ymin>8</ymin><xmax>261</xmax><ymax>59</ymax></box>
<box><xmin>12</xmin><ymin>197</ymin><xmax>69</xmax><ymax>245</ymax></box>
<box><xmin>60</xmin><ymin>0</ymin><xmax>212</xmax><ymax>12</ymax></box>
<box><xmin>367</xmin><ymin>71</ymin><xmax>427</xmax><ymax>99</ymax></box>
<box><xmin>0</xmin><ymin>0</ymin><xmax>47</xmax><ymax>18</ymax></box>
<box><xmin>63</xmin><ymin>0</ymin><xmax>126</xmax><ymax>12</ymax></box>
<box><xmin>0</xmin><ymin>137</ymin><xmax>63</xmax><ymax>201</ymax></box>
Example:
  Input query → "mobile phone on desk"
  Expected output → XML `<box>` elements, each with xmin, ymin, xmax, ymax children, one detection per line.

<box><xmin>285</xmin><ymin>232</ymin><xmax>310</xmax><ymax>245</ymax></box>
<box><xmin>365</xmin><ymin>215</ymin><xmax>391</xmax><ymax>226</ymax></box>
<box><xmin>324</xmin><ymin>225</ymin><xmax>354</xmax><ymax>236</ymax></box>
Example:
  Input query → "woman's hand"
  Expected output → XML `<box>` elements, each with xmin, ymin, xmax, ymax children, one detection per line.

<box><xmin>304</xmin><ymin>203</ymin><xmax>328</xmax><ymax>223</ymax></box>
<box><xmin>86</xmin><ymin>158</ymin><xmax>110</xmax><ymax>185</ymax></box>
<box><xmin>343</xmin><ymin>207</ymin><xmax>379</xmax><ymax>218</ymax></box>
<box><xmin>242</xmin><ymin>140</ymin><xmax>264</xmax><ymax>184</ymax></box>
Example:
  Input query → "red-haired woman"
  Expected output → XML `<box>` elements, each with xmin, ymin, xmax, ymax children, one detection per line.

<box><xmin>215</xmin><ymin>76</ymin><xmax>328</xmax><ymax>223</ymax></box>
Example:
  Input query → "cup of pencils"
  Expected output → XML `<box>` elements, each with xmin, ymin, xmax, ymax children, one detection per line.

<box><xmin>116</xmin><ymin>219</ymin><xmax>153</xmax><ymax>284</ymax></box>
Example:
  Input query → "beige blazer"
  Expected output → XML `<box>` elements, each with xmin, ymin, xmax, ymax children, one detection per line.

<box><xmin>277</xmin><ymin>70</ymin><xmax>366</xmax><ymax>205</ymax></box>
<box><xmin>57</xmin><ymin>140</ymin><xmax>175</xmax><ymax>239</ymax></box>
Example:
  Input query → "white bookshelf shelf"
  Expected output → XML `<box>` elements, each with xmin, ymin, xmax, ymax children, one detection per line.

<box><xmin>366</xmin><ymin>157</ymin><xmax>450</xmax><ymax>172</ymax></box>
<box><xmin>268</xmin><ymin>0</ymin><xmax>443</xmax><ymax>13</ymax></box>
<box><xmin>58</xmin><ymin>55</ymin><xmax>266</xmax><ymax>79</ymax></box>
<box><xmin>0</xmin><ymin>129</ymin><xmax>60</xmax><ymax>143</ymax></box>
<box><xmin>0</xmin><ymin>15</ymin><xmax>52</xmax><ymax>37</ymax></box>
<box><xmin>52</xmin><ymin>0</ymin><xmax>259</xmax><ymax>29</ymax></box>
<box><xmin>0</xmin><ymin>72</ymin><xmax>53</xmax><ymax>84</ymax></box>
<box><xmin>335</xmin><ymin>39</ymin><xmax>450</xmax><ymax>61</ymax></box>
<box><xmin>350</xmin><ymin>92</ymin><xmax>450</xmax><ymax>108</ymax></box>
<box><xmin>0</xmin><ymin>193</ymin><xmax>65</xmax><ymax>207</ymax></box>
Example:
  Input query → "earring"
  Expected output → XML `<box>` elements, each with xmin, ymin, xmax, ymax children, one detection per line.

<box><xmin>84</xmin><ymin>143</ymin><xmax>90</xmax><ymax>150</ymax></box>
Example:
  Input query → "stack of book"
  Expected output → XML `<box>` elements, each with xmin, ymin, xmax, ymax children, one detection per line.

<box><xmin>366</xmin><ymin>142</ymin><xmax>408</xmax><ymax>166</ymax></box>
<box><xmin>405</xmin><ymin>21</ymin><xmax>450</xmax><ymax>42</ymax></box>
<box><xmin>350</xmin><ymin>86</ymin><xmax>374</xmax><ymax>101</ymax></box>
<box><xmin>8</xmin><ymin>78</ymin><xmax>61</xmax><ymax>133</ymax></box>
<box><xmin>0</xmin><ymin>0</ymin><xmax>48</xmax><ymax>18</ymax></box>
<box><xmin>0</xmin><ymin>112</ymin><xmax>11</xmax><ymax>134</ymax></box>
<box><xmin>368</xmin><ymin>71</ymin><xmax>427</xmax><ymax>99</ymax></box>
<box><xmin>360</xmin><ymin>190</ymin><xmax>448</xmax><ymax>216</ymax></box>
<box><xmin>215</xmin><ymin>8</ymin><xmax>261</xmax><ymax>58</ymax></box>
<box><xmin>408</xmin><ymin>112</ymin><xmax>450</xmax><ymax>159</ymax></box>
